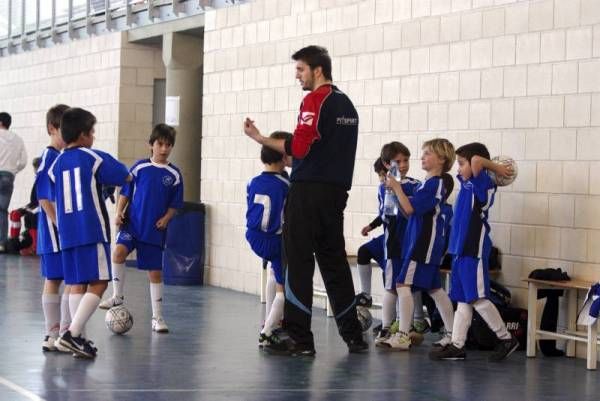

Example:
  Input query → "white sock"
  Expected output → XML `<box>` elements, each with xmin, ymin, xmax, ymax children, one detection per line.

<box><xmin>382</xmin><ymin>291</ymin><xmax>397</xmax><ymax>328</ymax></box>
<box><xmin>150</xmin><ymin>282</ymin><xmax>163</xmax><ymax>319</ymax></box>
<box><xmin>69</xmin><ymin>293</ymin><xmax>101</xmax><ymax>337</ymax></box>
<box><xmin>262</xmin><ymin>292</ymin><xmax>284</xmax><ymax>335</ymax></box>
<box><xmin>429</xmin><ymin>289</ymin><xmax>454</xmax><ymax>333</ymax></box>
<box><xmin>265</xmin><ymin>269</ymin><xmax>276</xmax><ymax>318</ymax></box>
<box><xmin>396</xmin><ymin>286</ymin><xmax>414</xmax><ymax>333</ymax></box>
<box><xmin>68</xmin><ymin>293</ymin><xmax>84</xmax><ymax>337</ymax></box>
<box><xmin>413</xmin><ymin>291</ymin><xmax>425</xmax><ymax>320</ymax></box>
<box><xmin>452</xmin><ymin>302</ymin><xmax>473</xmax><ymax>348</ymax></box>
<box><xmin>59</xmin><ymin>294</ymin><xmax>71</xmax><ymax>335</ymax></box>
<box><xmin>112</xmin><ymin>262</ymin><xmax>126</xmax><ymax>299</ymax></box>
<box><xmin>357</xmin><ymin>263</ymin><xmax>372</xmax><ymax>294</ymax></box>
<box><xmin>42</xmin><ymin>293</ymin><xmax>60</xmax><ymax>337</ymax></box>
<box><xmin>473</xmin><ymin>298</ymin><xmax>511</xmax><ymax>340</ymax></box>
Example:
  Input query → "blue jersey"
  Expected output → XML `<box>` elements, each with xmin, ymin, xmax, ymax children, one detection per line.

<box><xmin>121</xmin><ymin>159</ymin><xmax>184</xmax><ymax>246</ymax></box>
<box><xmin>49</xmin><ymin>147</ymin><xmax>130</xmax><ymax>250</ymax></box>
<box><xmin>448</xmin><ymin>171</ymin><xmax>497</xmax><ymax>262</ymax></box>
<box><xmin>36</xmin><ymin>147</ymin><xmax>60</xmax><ymax>255</ymax></box>
<box><xmin>383</xmin><ymin>177</ymin><xmax>420</xmax><ymax>260</ymax></box>
<box><xmin>402</xmin><ymin>176</ymin><xmax>450</xmax><ymax>266</ymax></box>
<box><xmin>246</xmin><ymin>172</ymin><xmax>290</xmax><ymax>236</ymax></box>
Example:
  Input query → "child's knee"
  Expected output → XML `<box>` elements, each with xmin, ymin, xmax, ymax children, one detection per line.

<box><xmin>112</xmin><ymin>245</ymin><xmax>128</xmax><ymax>263</ymax></box>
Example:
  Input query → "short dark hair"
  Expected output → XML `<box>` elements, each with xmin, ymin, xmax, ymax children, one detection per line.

<box><xmin>261</xmin><ymin>131</ymin><xmax>292</xmax><ymax>164</ymax></box>
<box><xmin>380</xmin><ymin>141</ymin><xmax>411</xmax><ymax>164</ymax></box>
<box><xmin>441</xmin><ymin>173</ymin><xmax>454</xmax><ymax>202</ymax></box>
<box><xmin>291</xmin><ymin>46</ymin><xmax>333</xmax><ymax>81</ymax></box>
<box><xmin>149</xmin><ymin>124</ymin><xmax>176</xmax><ymax>146</ymax></box>
<box><xmin>373</xmin><ymin>157</ymin><xmax>387</xmax><ymax>174</ymax></box>
<box><xmin>0</xmin><ymin>112</ymin><xmax>12</xmax><ymax>129</ymax></box>
<box><xmin>46</xmin><ymin>104</ymin><xmax>70</xmax><ymax>131</ymax></box>
<box><xmin>32</xmin><ymin>157</ymin><xmax>42</xmax><ymax>170</ymax></box>
<box><xmin>455</xmin><ymin>142</ymin><xmax>490</xmax><ymax>163</ymax></box>
<box><xmin>61</xmin><ymin>108</ymin><xmax>97</xmax><ymax>144</ymax></box>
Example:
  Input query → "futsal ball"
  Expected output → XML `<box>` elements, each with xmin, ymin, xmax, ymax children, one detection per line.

<box><xmin>105</xmin><ymin>305</ymin><xmax>133</xmax><ymax>334</ymax></box>
<box><xmin>357</xmin><ymin>306</ymin><xmax>373</xmax><ymax>332</ymax></box>
<box><xmin>488</xmin><ymin>155</ymin><xmax>518</xmax><ymax>187</ymax></box>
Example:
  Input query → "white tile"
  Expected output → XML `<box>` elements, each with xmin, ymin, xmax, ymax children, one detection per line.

<box><xmin>550</xmin><ymin>129</ymin><xmax>577</xmax><ymax>160</ymax></box>
<box><xmin>549</xmin><ymin>194</ymin><xmax>575</xmax><ymax>227</ymax></box>
<box><xmin>402</xmin><ymin>21</ymin><xmax>421</xmax><ymax>48</ymax></box>
<box><xmin>501</xmin><ymin>130</ymin><xmax>526</xmax><ymax>160</ymax></box>
<box><xmin>391</xmin><ymin>49</ymin><xmax>411</xmax><ymax>76</ymax></box>
<box><xmin>459</xmin><ymin>70</ymin><xmax>481</xmax><ymax>100</ymax></box>
<box><xmin>535</xmin><ymin>227</ymin><xmax>561</xmax><ymax>259</ymax></box>
<box><xmin>428</xmin><ymin>103</ymin><xmax>448</xmax><ymax>130</ymax></box>
<box><xmin>588</xmin><ymin>230</ymin><xmax>600</xmax><ymax>263</ymax></box>
<box><xmin>523</xmin><ymin>193</ymin><xmax>549</xmax><ymax>223</ymax></box>
<box><xmin>448</xmin><ymin>102</ymin><xmax>469</xmax><ymax>129</ymax></box>
<box><xmin>481</xmin><ymin>68</ymin><xmax>503</xmax><ymax>98</ymax></box>
<box><xmin>539</xmin><ymin>97</ymin><xmax>565</xmax><ymax>128</ymax></box>
<box><xmin>563</xmin><ymin>161</ymin><xmax>589</xmax><ymax>194</ymax></box>
<box><xmin>541</xmin><ymin>31</ymin><xmax>566</xmax><ymax>63</ymax></box>
<box><xmin>420</xmin><ymin>75</ymin><xmax>439</xmax><ymax>102</ymax></box>
<box><xmin>409</xmin><ymin>104</ymin><xmax>428</xmax><ymax>131</ymax></box>
<box><xmin>431</xmin><ymin>0</ymin><xmax>451</xmax><ymax>15</ymax></box>
<box><xmin>364</xmin><ymin>80</ymin><xmax>383</xmax><ymax>105</ymax></box>
<box><xmin>552</xmin><ymin>62</ymin><xmax>578</xmax><ymax>95</ymax></box>
<box><xmin>590</xmin><ymin>162</ymin><xmax>600</xmax><ymax>194</ymax></box>
<box><xmin>503</xmin><ymin>66</ymin><xmax>527</xmax><ymax>97</ymax></box>
<box><xmin>401</xmin><ymin>76</ymin><xmax>420</xmax><ymax>104</ymax></box>
<box><xmin>373</xmin><ymin>107</ymin><xmax>391</xmax><ymax>132</ymax></box>
<box><xmin>359</xmin><ymin>0</ymin><xmax>376</xmax><ymax>26</ymax></box>
<box><xmin>505</xmin><ymin>2</ymin><xmax>529</xmax><ymax>34</ymax></box>
<box><xmin>528</xmin><ymin>0</ymin><xmax>554</xmax><ymax>32</ymax></box>
<box><xmin>581</xmin><ymin>0</ymin><xmax>600</xmax><ymax>25</ymax></box>
<box><xmin>564</xmin><ymin>94</ymin><xmax>591</xmax><ymax>127</ymax></box>
<box><xmin>527</xmin><ymin>64</ymin><xmax>552</xmax><ymax>96</ymax></box>
<box><xmin>383</xmin><ymin>24</ymin><xmax>403</xmax><ymax>50</ymax></box>
<box><xmin>595</xmin><ymin>25</ymin><xmax>600</xmax><ymax>58</ymax></box>
<box><xmin>510</xmin><ymin>225</ymin><xmax>537</xmax><ymax>257</ymax></box>
<box><xmin>461</xmin><ymin>11</ymin><xmax>483</xmax><ymax>41</ymax></box>
<box><xmin>449</xmin><ymin>42</ymin><xmax>470</xmax><ymax>70</ymax></box>
<box><xmin>382</xmin><ymin>79</ymin><xmax>401</xmax><ymax>104</ymax></box>
<box><xmin>516</xmin><ymin>33</ymin><xmax>540</xmax><ymax>65</ymax></box>
<box><xmin>554</xmin><ymin>0</ymin><xmax>581</xmax><ymax>29</ymax></box>
<box><xmin>537</xmin><ymin>161</ymin><xmax>563</xmax><ymax>193</ymax></box>
<box><xmin>514</xmin><ymin>98</ymin><xmax>538</xmax><ymax>128</ymax></box>
<box><xmin>421</xmin><ymin>17</ymin><xmax>441</xmax><ymax>45</ymax></box>
<box><xmin>578</xmin><ymin>60</ymin><xmax>600</xmax><ymax>93</ymax></box>
<box><xmin>410</xmin><ymin>48</ymin><xmax>430</xmax><ymax>74</ymax></box>
<box><xmin>575</xmin><ymin>196</ymin><xmax>600</xmax><ymax>229</ymax></box>
<box><xmin>390</xmin><ymin>105</ymin><xmax>409</xmax><ymax>131</ymax></box>
<box><xmin>566</xmin><ymin>27</ymin><xmax>592</xmax><ymax>60</ymax></box>
<box><xmin>429</xmin><ymin>44</ymin><xmax>449</xmax><ymax>73</ymax></box>
<box><xmin>376</xmin><ymin>0</ymin><xmax>394</xmax><ymax>23</ymax></box>
<box><xmin>482</xmin><ymin>8</ymin><xmax>505</xmax><ymax>38</ymax></box>
<box><xmin>440</xmin><ymin>14</ymin><xmax>461</xmax><ymax>43</ymax></box>
<box><xmin>439</xmin><ymin>72</ymin><xmax>460</xmax><ymax>101</ymax></box>
<box><xmin>413</xmin><ymin>0</ymin><xmax>432</xmax><ymax>17</ymax></box>
<box><xmin>452</xmin><ymin>0</ymin><xmax>472</xmax><ymax>12</ymax></box>
<box><xmin>577</xmin><ymin>128</ymin><xmax>600</xmax><ymax>161</ymax></box>
<box><xmin>374</xmin><ymin>52</ymin><xmax>392</xmax><ymax>78</ymax></box>
<box><xmin>356</xmin><ymin>54</ymin><xmax>374</xmax><ymax>80</ymax></box>
<box><xmin>491</xmin><ymin>98</ymin><xmax>514</xmax><ymax>129</ymax></box>
<box><xmin>471</xmin><ymin>39</ymin><xmax>493</xmax><ymax>68</ymax></box>
<box><xmin>493</xmin><ymin>35</ymin><xmax>516</xmax><ymax>66</ymax></box>
<box><xmin>560</xmin><ymin>228</ymin><xmax>588</xmax><ymax>262</ymax></box>
<box><xmin>593</xmin><ymin>94</ymin><xmax>600</xmax><ymax>127</ymax></box>
<box><xmin>469</xmin><ymin>101</ymin><xmax>491</xmax><ymax>129</ymax></box>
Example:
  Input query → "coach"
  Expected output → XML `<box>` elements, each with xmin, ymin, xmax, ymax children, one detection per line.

<box><xmin>0</xmin><ymin>112</ymin><xmax>27</xmax><ymax>252</ymax></box>
<box><xmin>243</xmin><ymin>46</ymin><xmax>366</xmax><ymax>355</ymax></box>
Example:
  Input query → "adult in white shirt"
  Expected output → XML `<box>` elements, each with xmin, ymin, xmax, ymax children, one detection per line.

<box><xmin>0</xmin><ymin>112</ymin><xmax>27</xmax><ymax>252</ymax></box>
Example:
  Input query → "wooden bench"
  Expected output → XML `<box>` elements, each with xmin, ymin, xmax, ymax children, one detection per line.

<box><xmin>523</xmin><ymin>277</ymin><xmax>598</xmax><ymax>370</ymax></box>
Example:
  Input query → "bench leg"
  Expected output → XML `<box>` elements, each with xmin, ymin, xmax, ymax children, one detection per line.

<box><xmin>527</xmin><ymin>283</ymin><xmax>537</xmax><ymax>358</ymax></box>
<box><xmin>587</xmin><ymin>322</ymin><xmax>598</xmax><ymax>370</ymax></box>
<box><xmin>260</xmin><ymin>261</ymin><xmax>267</xmax><ymax>304</ymax></box>
<box><xmin>567</xmin><ymin>288</ymin><xmax>577</xmax><ymax>357</ymax></box>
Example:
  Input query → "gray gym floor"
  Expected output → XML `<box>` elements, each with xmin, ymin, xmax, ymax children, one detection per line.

<box><xmin>1</xmin><ymin>254</ymin><xmax>598</xmax><ymax>401</ymax></box>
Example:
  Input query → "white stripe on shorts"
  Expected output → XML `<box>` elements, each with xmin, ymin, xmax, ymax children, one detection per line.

<box><xmin>97</xmin><ymin>243</ymin><xmax>110</xmax><ymax>280</ymax></box>
<box><xmin>384</xmin><ymin>259</ymin><xmax>394</xmax><ymax>290</ymax></box>
<box><xmin>404</xmin><ymin>260</ymin><xmax>417</xmax><ymax>286</ymax></box>
<box><xmin>476</xmin><ymin>258</ymin><xmax>485</xmax><ymax>298</ymax></box>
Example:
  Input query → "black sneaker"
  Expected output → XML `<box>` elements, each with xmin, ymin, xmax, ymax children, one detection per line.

<box><xmin>262</xmin><ymin>330</ymin><xmax>315</xmax><ymax>357</ymax></box>
<box><xmin>58</xmin><ymin>331</ymin><xmax>97</xmax><ymax>359</ymax></box>
<box><xmin>347</xmin><ymin>337</ymin><xmax>369</xmax><ymax>353</ymax></box>
<box><xmin>355</xmin><ymin>292</ymin><xmax>373</xmax><ymax>308</ymax></box>
<box><xmin>489</xmin><ymin>334</ymin><xmax>519</xmax><ymax>362</ymax></box>
<box><xmin>429</xmin><ymin>344</ymin><xmax>466</xmax><ymax>360</ymax></box>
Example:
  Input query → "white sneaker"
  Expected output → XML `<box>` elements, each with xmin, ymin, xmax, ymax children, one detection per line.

<box><xmin>54</xmin><ymin>337</ymin><xmax>71</xmax><ymax>353</ymax></box>
<box><xmin>433</xmin><ymin>332</ymin><xmax>453</xmax><ymax>348</ymax></box>
<box><xmin>42</xmin><ymin>335</ymin><xmax>57</xmax><ymax>352</ymax></box>
<box><xmin>374</xmin><ymin>327</ymin><xmax>392</xmax><ymax>347</ymax></box>
<box><xmin>98</xmin><ymin>296</ymin><xmax>124</xmax><ymax>310</ymax></box>
<box><xmin>152</xmin><ymin>317</ymin><xmax>169</xmax><ymax>333</ymax></box>
<box><xmin>381</xmin><ymin>331</ymin><xmax>411</xmax><ymax>351</ymax></box>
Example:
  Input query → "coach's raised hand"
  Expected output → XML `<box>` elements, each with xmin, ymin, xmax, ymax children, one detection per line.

<box><xmin>243</xmin><ymin>118</ymin><xmax>263</xmax><ymax>143</ymax></box>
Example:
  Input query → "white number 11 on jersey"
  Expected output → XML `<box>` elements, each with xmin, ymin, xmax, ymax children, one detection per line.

<box><xmin>62</xmin><ymin>168</ymin><xmax>84</xmax><ymax>213</ymax></box>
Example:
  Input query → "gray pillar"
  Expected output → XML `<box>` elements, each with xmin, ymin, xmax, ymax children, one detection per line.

<box><xmin>162</xmin><ymin>32</ymin><xmax>203</xmax><ymax>201</ymax></box>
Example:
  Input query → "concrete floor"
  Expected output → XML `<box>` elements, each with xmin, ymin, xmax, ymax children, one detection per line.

<box><xmin>1</xmin><ymin>254</ymin><xmax>598</xmax><ymax>401</ymax></box>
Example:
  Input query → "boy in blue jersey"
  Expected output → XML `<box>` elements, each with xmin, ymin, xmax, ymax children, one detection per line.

<box><xmin>38</xmin><ymin>104</ymin><xmax>72</xmax><ymax>353</ymax></box>
<box><xmin>430</xmin><ymin>142</ymin><xmax>517</xmax><ymax>362</ymax></box>
<box><xmin>52</xmin><ymin>108</ymin><xmax>131</xmax><ymax>359</ymax></box>
<box><xmin>99</xmin><ymin>124</ymin><xmax>183</xmax><ymax>334</ymax></box>
<box><xmin>355</xmin><ymin>158</ymin><xmax>387</xmax><ymax>306</ymax></box>
<box><xmin>380</xmin><ymin>139</ymin><xmax>456</xmax><ymax>351</ymax></box>
<box><xmin>374</xmin><ymin>142</ymin><xmax>421</xmax><ymax>347</ymax></box>
<box><xmin>246</xmin><ymin>131</ymin><xmax>292</xmax><ymax>347</ymax></box>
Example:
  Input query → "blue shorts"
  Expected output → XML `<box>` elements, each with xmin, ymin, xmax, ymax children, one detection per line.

<box><xmin>362</xmin><ymin>234</ymin><xmax>385</xmax><ymax>269</ymax></box>
<box><xmin>245</xmin><ymin>230</ymin><xmax>283</xmax><ymax>285</ymax></box>
<box><xmin>40</xmin><ymin>252</ymin><xmax>63</xmax><ymax>280</ymax></box>
<box><xmin>61</xmin><ymin>243</ymin><xmax>111</xmax><ymax>285</ymax></box>
<box><xmin>397</xmin><ymin>260</ymin><xmax>442</xmax><ymax>291</ymax></box>
<box><xmin>449</xmin><ymin>256</ymin><xmax>490</xmax><ymax>303</ymax></box>
<box><xmin>116</xmin><ymin>229</ymin><xmax>163</xmax><ymax>271</ymax></box>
